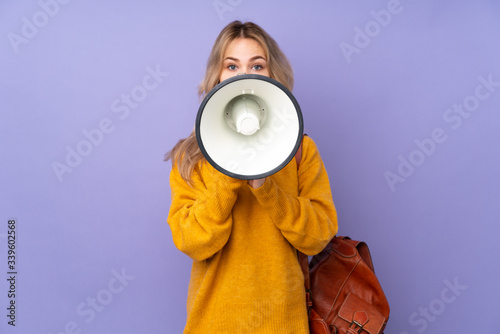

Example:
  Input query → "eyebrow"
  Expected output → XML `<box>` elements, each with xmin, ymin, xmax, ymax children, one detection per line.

<box><xmin>223</xmin><ymin>55</ymin><xmax>267</xmax><ymax>62</ymax></box>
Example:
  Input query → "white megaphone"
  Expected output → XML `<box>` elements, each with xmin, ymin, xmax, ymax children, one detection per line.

<box><xmin>195</xmin><ymin>74</ymin><xmax>303</xmax><ymax>180</ymax></box>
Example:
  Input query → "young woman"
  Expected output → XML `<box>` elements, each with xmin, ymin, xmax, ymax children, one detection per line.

<box><xmin>166</xmin><ymin>21</ymin><xmax>338</xmax><ymax>334</ymax></box>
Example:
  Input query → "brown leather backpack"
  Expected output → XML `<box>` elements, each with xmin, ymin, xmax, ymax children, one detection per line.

<box><xmin>298</xmin><ymin>237</ymin><xmax>390</xmax><ymax>333</ymax></box>
<box><xmin>295</xmin><ymin>137</ymin><xmax>390</xmax><ymax>333</ymax></box>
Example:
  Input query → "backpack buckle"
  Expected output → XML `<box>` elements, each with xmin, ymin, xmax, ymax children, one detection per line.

<box><xmin>347</xmin><ymin>311</ymin><xmax>369</xmax><ymax>334</ymax></box>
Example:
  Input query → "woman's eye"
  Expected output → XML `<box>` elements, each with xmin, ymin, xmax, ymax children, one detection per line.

<box><xmin>228</xmin><ymin>65</ymin><xmax>237</xmax><ymax>70</ymax></box>
<box><xmin>252</xmin><ymin>64</ymin><xmax>263</xmax><ymax>70</ymax></box>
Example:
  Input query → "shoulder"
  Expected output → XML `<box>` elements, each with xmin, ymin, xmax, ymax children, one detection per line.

<box><xmin>170</xmin><ymin>158</ymin><xmax>210</xmax><ymax>190</ymax></box>
<box><xmin>302</xmin><ymin>135</ymin><xmax>317</xmax><ymax>150</ymax></box>
<box><xmin>301</xmin><ymin>135</ymin><xmax>321</xmax><ymax>162</ymax></box>
<box><xmin>296</xmin><ymin>135</ymin><xmax>327</xmax><ymax>174</ymax></box>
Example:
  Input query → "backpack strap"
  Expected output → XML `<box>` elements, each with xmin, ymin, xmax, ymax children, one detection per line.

<box><xmin>295</xmin><ymin>135</ymin><xmax>312</xmax><ymax>309</ymax></box>
<box><xmin>294</xmin><ymin>134</ymin><xmax>306</xmax><ymax>168</ymax></box>
<box><xmin>298</xmin><ymin>251</ymin><xmax>312</xmax><ymax>310</ymax></box>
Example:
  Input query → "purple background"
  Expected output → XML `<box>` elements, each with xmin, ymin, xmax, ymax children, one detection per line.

<box><xmin>1</xmin><ymin>0</ymin><xmax>499</xmax><ymax>333</ymax></box>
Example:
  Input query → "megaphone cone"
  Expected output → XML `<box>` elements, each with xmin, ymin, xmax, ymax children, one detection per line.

<box><xmin>195</xmin><ymin>74</ymin><xmax>303</xmax><ymax>180</ymax></box>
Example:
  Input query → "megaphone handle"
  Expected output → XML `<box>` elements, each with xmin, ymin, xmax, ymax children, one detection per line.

<box><xmin>248</xmin><ymin>178</ymin><xmax>266</xmax><ymax>189</ymax></box>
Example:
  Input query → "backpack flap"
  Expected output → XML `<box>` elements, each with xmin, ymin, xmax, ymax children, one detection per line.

<box><xmin>336</xmin><ymin>292</ymin><xmax>387</xmax><ymax>334</ymax></box>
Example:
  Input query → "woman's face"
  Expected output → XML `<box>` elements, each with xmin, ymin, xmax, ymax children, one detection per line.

<box><xmin>219</xmin><ymin>38</ymin><xmax>269</xmax><ymax>82</ymax></box>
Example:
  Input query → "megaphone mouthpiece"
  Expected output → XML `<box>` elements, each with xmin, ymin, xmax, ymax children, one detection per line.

<box><xmin>228</xmin><ymin>96</ymin><xmax>262</xmax><ymax>136</ymax></box>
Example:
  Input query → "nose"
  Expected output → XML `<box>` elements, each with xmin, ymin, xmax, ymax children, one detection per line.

<box><xmin>237</xmin><ymin>72</ymin><xmax>246</xmax><ymax>75</ymax></box>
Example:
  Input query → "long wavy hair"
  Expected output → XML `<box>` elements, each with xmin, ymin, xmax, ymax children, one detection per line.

<box><xmin>165</xmin><ymin>21</ymin><xmax>294</xmax><ymax>182</ymax></box>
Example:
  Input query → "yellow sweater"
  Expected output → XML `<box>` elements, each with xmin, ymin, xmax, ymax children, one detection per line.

<box><xmin>167</xmin><ymin>136</ymin><xmax>338</xmax><ymax>333</ymax></box>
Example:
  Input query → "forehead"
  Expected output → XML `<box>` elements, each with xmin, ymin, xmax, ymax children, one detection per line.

<box><xmin>224</xmin><ymin>38</ymin><xmax>266</xmax><ymax>58</ymax></box>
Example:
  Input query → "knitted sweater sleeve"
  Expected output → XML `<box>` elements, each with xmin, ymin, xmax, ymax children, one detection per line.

<box><xmin>251</xmin><ymin>136</ymin><xmax>338</xmax><ymax>255</ymax></box>
<box><xmin>167</xmin><ymin>163</ymin><xmax>244</xmax><ymax>261</ymax></box>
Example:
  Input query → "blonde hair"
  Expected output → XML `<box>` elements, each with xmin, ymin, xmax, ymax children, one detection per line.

<box><xmin>165</xmin><ymin>21</ymin><xmax>294</xmax><ymax>182</ymax></box>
